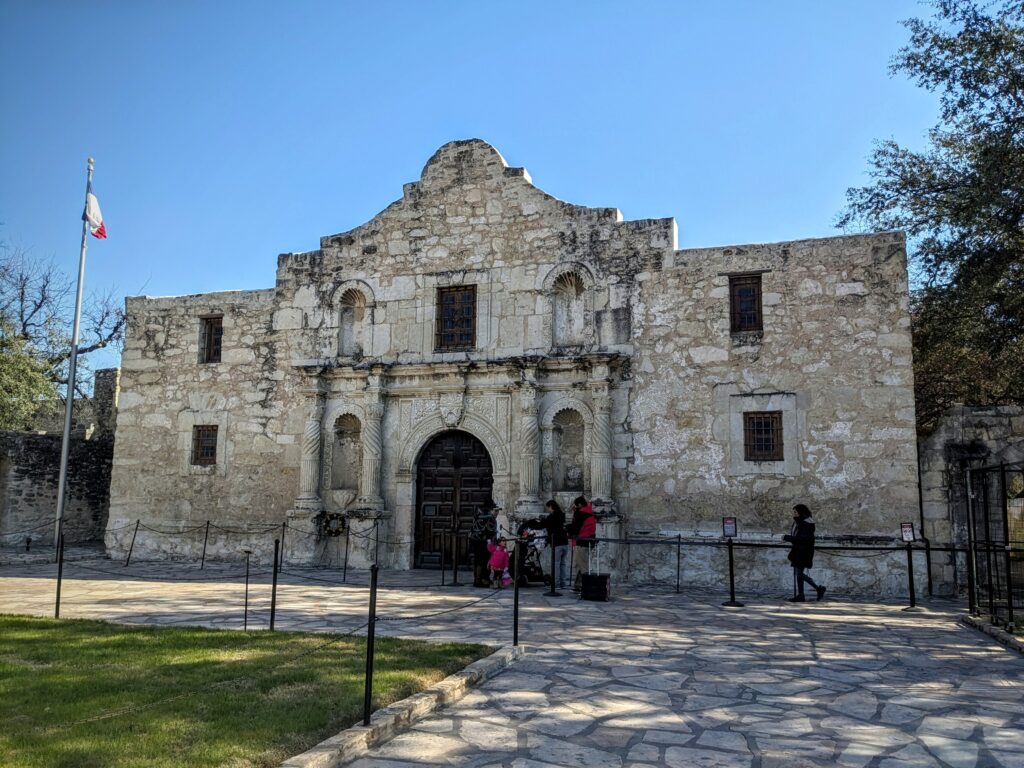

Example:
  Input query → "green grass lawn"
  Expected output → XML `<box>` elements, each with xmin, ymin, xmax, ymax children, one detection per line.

<box><xmin>0</xmin><ymin>615</ymin><xmax>492</xmax><ymax>768</ymax></box>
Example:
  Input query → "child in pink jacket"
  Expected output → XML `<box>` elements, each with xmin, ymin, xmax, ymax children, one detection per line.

<box><xmin>486</xmin><ymin>539</ymin><xmax>510</xmax><ymax>588</ymax></box>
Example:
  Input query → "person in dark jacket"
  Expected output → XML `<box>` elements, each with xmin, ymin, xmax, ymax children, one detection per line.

<box><xmin>469</xmin><ymin>498</ymin><xmax>499</xmax><ymax>588</ymax></box>
<box><xmin>783</xmin><ymin>503</ymin><xmax>826</xmax><ymax>602</ymax></box>
<box><xmin>527</xmin><ymin>499</ymin><xmax>569</xmax><ymax>589</ymax></box>
<box><xmin>566</xmin><ymin>496</ymin><xmax>596</xmax><ymax>591</ymax></box>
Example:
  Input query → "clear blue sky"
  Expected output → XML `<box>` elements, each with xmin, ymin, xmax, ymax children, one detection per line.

<box><xmin>1</xmin><ymin>1</ymin><xmax>937</xmax><ymax>371</ymax></box>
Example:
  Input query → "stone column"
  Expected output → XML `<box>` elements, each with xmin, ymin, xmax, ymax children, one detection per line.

<box><xmin>515</xmin><ymin>381</ymin><xmax>543</xmax><ymax>519</ymax></box>
<box><xmin>356</xmin><ymin>373</ymin><xmax>385</xmax><ymax>510</ymax></box>
<box><xmin>295</xmin><ymin>386</ymin><xmax>326</xmax><ymax>512</ymax></box>
<box><xmin>590</xmin><ymin>378</ymin><xmax>613</xmax><ymax>504</ymax></box>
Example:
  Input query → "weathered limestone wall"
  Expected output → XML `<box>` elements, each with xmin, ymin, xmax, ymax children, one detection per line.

<box><xmin>106</xmin><ymin>290</ymin><xmax>304</xmax><ymax>562</ymax></box>
<box><xmin>919</xmin><ymin>405</ymin><xmax>1024</xmax><ymax>593</ymax></box>
<box><xmin>624</xmin><ymin>233</ymin><xmax>919</xmax><ymax>594</ymax></box>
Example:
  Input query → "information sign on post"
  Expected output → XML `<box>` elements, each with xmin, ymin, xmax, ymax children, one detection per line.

<box><xmin>900</xmin><ymin>522</ymin><xmax>916</xmax><ymax>542</ymax></box>
<box><xmin>722</xmin><ymin>517</ymin><xmax>738</xmax><ymax>539</ymax></box>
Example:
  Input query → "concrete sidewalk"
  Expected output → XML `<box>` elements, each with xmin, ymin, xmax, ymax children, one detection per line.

<box><xmin>2</xmin><ymin>559</ymin><xmax>1022</xmax><ymax>767</ymax></box>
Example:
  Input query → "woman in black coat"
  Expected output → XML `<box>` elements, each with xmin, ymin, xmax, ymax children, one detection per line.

<box><xmin>527</xmin><ymin>500</ymin><xmax>569</xmax><ymax>589</ymax></box>
<box><xmin>783</xmin><ymin>504</ymin><xmax>826</xmax><ymax>602</ymax></box>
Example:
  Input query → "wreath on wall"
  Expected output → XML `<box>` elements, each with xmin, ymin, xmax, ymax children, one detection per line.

<box><xmin>322</xmin><ymin>512</ymin><xmax>347</xmax><ymax>537</ymax></box>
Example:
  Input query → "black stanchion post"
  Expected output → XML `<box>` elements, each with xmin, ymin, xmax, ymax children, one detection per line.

<box><xmin>374</xmin><ymin>519</ymin><xmax>380</xmax><ymax>565</ymax></box>
<box><xmin>280</xmin><ymin>521</ymin><xmax>287</xmax><ymax>568</ymax></box>
<box><xmin>903</xmin><ymin>542</ymin><xmax>919</xmax><ymax>611</ymax></box>
<box><xmin>965</xmin><ymin>468</ymin><xmax>979</xmax><ymax>616</ymax></box>
<box><xmin>676</xmin><ymin>534</ymin><xmax>682</xmax><ymax>594</ymax></box>
<box><xmin>513</xmin><ymin>539</ymin><xmax>520</xmax><ymax>646</ymax></box>
<box><xmin>270</xmin><ymin>539</ymin><xmax>279</xmax><ymax>631</ymax></box>
<box><xmin>721</xmin><ymin>538</ymin><xmax>744</xmax><ymax>607</ymax></box>
<box><xmin>451</xmin><ymin>532</ymin><xmax>461</xmax><ymax>587</ymax></box>
<box><xmin>1000</xmin><ymin>463</ymin><xmax>1016</xmax><ymax>625</ymax></box>
<box><xmin>124</xmin><ymin>519</ymin><xmax>140</xmax><ymax>567</ymax></box>
<box><xmin>966</xmin><ymin>539</ymin><xmax>978</xmax><ymax>616</ymax></box>
<box><xmin>243</xmin><ymin>549</ymin><xmax>252</xmax><ymax>630</ymax></box>
<box><xmin>363</xmin><ymin>563</ymin><xmax>379</xmax><ymax>726</ymax></box>
<box><xmin>544</xmin><ymin>534</ymin><xmax>561</xmax><ymax>597</ymax></box>
<box><xmin>54</xmin><ymin>532</ymin><xmax>65</xmax><ymax>619</ymax></box>
<box><xmin>342</xmin><ymin>524</ymin><xmax>350</xmax><ymax>583</ymax></box>
<box><xmin>200</xmin><ymin>520</ymin><xmax>210</xmax><ymax>570</ymax></box>
<box><xmin>440</xmin><ymin>531</ymin><xmax>446</xmax><ymax>586</ymax></box>
<box><xmin>923</xmin><ymin>534</ymin><xmax>933</xmax><ymax>598</ymax></box>
<box><xmin>982</xmin><ymin>478</ymin><xmax>996</xmax><ymax>618</ymax></box>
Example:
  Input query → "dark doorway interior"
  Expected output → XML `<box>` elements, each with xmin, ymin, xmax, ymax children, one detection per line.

<box><xmin>415</xmin><ymin>430</ymin><xmax>493</xmax><ymax>568</ymax></box>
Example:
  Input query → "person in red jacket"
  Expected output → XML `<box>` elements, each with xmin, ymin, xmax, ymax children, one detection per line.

<box><xmin>566</xmin><ymin>496</ymin><xmax>596</xmax><ymax>591</ymax></box>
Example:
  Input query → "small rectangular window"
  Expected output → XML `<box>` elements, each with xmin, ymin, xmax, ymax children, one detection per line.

<box><xmin>199</xmin><ymin>316</ymin><xmax>223</xmax><ymax>364</ymax></box>
<box><xmin>743</xmin><ymin>411</ymin><xmax>783</xmax><ymax>461</ymax></box>
<box><xmin>435</xmin><ymin>285</ymin><xmax>477</xmax><ymax>351</ymax></box>
<box><xmin>729</xmin><ymin>275</ymin><xmax>763</xmax><ymax>333</ymax></box>
<box><xmin>191</xmin><ymin>425</ymin><xmax>218</xmax><ymax>465</ymax></box>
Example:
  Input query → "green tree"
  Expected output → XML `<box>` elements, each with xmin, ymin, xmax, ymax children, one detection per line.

<box><xmin>0</xmin><ymin>320</ymin><xmax>56</xmax><ymax>430</ymax></box>
<box><xmin>838</xmin><ymin>0</ymin><xmax>1024</xmax><ymax>433</ymax></box>
<box><xmin>0</xmin><ymin>241</ymin><xmax>124</xmax><ymax>431</ymax></box>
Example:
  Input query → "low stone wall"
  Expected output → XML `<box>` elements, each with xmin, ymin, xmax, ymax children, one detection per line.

<box><xmin>1</xmin><ymin>431</ymin><xmax>113</xmax><ymax>546</ymax></box>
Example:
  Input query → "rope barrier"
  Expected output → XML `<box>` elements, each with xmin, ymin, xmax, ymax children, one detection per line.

<box><xmin>1</xmin><ymin>520</ymin><xmax>138</xmax><ymax>538</ymax></box>
<box><xmin>206</xmin><ymin>523</ymin><xmax>280</xmax><ymax>535</ymax></box>
<box><xmin>377</xmin><ymin>587</ymin><xmax>503</xmax><ymax>622</ymax></box>
<box><xmin>137</xmin><ymin>522</ymin><xmax>208</xmax><ymax>535</ymax></box>
<box><xmin>64</xmin><ymin>561</ymin><xmax>275</xmax><ymax>583</ymax></box>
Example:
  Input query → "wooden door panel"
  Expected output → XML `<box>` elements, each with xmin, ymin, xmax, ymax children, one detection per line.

<box><xmin>415</xmin><ymin>430</ymin><xmax>493</xmax><ymax>568</ymax></box>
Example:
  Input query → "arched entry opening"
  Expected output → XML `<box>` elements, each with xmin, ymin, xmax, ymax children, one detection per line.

<box><xmin>415</xmin><ymin>430</ymin><xmax>494</xmax><ymax>568</ymax></box>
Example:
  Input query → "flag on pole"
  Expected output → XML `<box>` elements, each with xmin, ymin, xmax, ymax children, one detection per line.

<box><xmin>82</xmin><ymin>180</ymin><xmax>107</xmax><ymax>239</ymax></box>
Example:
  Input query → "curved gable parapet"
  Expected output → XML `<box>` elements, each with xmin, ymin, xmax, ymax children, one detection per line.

<box><xmin>417</xmin><ymin>139</ymin><xmax>520</xmax><ymax>190</ymax></box>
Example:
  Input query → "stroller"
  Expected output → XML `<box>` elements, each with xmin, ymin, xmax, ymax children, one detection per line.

<box><xmin>514</xmin><ymin>522</ymin><xmax>551</xmax><ymax>586</ymax></box>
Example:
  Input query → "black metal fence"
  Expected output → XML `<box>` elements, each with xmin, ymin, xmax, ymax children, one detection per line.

<box><xmin>965</xmin><ymin>461</ymin><xmax>1024</xmax><ymax>627</ymax></box>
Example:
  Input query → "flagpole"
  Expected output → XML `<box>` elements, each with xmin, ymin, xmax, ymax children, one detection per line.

<box><xmin>54</xmin><ymin>157</ymin><xmax>93</xmax><ymax>546</ymax></box>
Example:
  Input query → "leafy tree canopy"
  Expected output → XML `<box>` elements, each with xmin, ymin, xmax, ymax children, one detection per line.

<box><xmin>839</xmin><ymin>0</ymin><xmax>1024</xmax><ymax>434</ymax></box>
<box><xmin>0</xmin><ymin>239</ymin><xmax>124</xmax><ymax>431</ymax></box>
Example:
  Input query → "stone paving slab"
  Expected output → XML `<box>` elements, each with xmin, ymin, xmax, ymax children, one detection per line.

<box><xmin>2</xmin><ymin>558</ymin><xmax>1023</xmax><ymax>767</ymax></box>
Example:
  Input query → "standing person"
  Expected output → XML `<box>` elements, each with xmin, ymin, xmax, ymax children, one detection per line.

<box><xmin>527</xmin><ymin>500</ymin><xmax>569</xmax><ymax>589</ymax></box>
<box><xmin>566</xmin><ymin>496</ymin><xmax>596</xmax><ymax>591</ymax></box>
<box><xmin>469</xmin><ymin>499</ymin><xmax>498</xmax><ymax>588</ymax></box>
<box><xmin>783</xmin><ymin>503</ymin><xmax>826</xmax><ymax>602</ymax></box>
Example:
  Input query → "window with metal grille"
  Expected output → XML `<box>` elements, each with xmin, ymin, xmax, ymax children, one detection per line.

<box><xmin>191</xmin><ymin>425</ymin><xmax>218</xmax><ymax>465</ymax></box>
<box><xmin>729</xmin><ymin>274</ymin><xmax>763</xmax><ymax>333</ymax></box>
<box><xmin>743</xmin><ymin>411</ymin><xmax>783</xmax><ymax>461</ymax></box>
<box><xmin>199</xmin><ymin>316</ymin><xmax>223</xmax><ymax>363</ymax></box>
<box><xmin>435</xmin><ymin>285</ymin><xmax>476</xmax><ymax>351</ymax></box>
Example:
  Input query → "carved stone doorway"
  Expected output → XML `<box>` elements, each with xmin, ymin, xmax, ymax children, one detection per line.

<box><xmin>415</xmin><ymin>430</ymin><xmax>493</xmax><ymax>569</ymax></box>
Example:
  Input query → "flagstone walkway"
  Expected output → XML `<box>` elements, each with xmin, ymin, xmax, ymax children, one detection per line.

<box><xmin>1</xmin><ymin>558</ymin><xmax>1022</xmax><ymax>767</ymax></box>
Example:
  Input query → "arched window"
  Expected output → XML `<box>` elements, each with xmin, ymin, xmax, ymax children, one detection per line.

<box><xmin>552</xmin><ymin>271</ymin><xmax>586</xmax><ymax>348</ymax></box>
<box><xmin>339</xmin><ymin>289</ymin><xmax>367</xmax><ymax>358</ymax></box>
<box><xmin>330</xmin><ymin>414</ymin><xmax>362</xmax><ymax>490</ymax></box>
<box><xmin>552</xmin><ymin>409</ymin><xmax>586</xmax><ymax>491</ymax></box>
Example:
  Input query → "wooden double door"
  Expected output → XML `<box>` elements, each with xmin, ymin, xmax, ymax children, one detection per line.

<box><xmin>415</xmin><ymin>430</ymin><xmax>494</xmax><ymax>568</ymax></box>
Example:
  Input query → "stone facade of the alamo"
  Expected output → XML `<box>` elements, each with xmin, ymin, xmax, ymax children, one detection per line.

<box><xmin>106</xmin><ymin>140</ymin><xmax>919</xmax><ymax>594</ymax></box>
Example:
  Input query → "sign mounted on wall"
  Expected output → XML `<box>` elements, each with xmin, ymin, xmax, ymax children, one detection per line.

<box><xmin>900</xmin><ymin>522</ymin><xmax>916</xmax><ymax>542</ymax></box>
<box><xmin>722</xmin><ymin>517</ymin><xmax>738</xmax><ymax>538</ymax></box>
